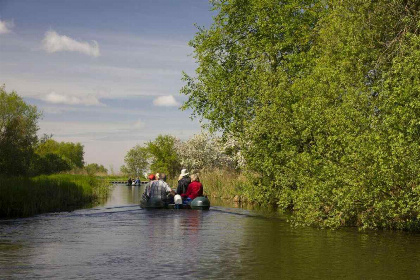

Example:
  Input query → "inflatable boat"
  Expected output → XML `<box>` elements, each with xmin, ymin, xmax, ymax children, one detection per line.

<box><xmin>140</xmin><ymin>196</ymin><xmax>210</xmax><ymax>210</ymax></box>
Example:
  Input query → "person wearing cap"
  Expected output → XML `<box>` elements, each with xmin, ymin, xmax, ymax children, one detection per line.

<box><xmin>176</xmin><ymin>169</ymin><xmax>191</xmax><ymax>196</ymax></box>
<box><xmin>143</xmin><ymin>173</ymin><xmax>156</xmax><ymax>199</ymax></box>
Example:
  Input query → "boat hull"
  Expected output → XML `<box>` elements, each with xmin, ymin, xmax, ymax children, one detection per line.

<box><xmin>140</xmin><ymin>196</ymin><xmax>210</xmax><ymax>210</ymax></box>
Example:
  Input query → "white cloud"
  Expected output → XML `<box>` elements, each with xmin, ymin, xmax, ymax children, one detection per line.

<box><xmin>153</xmin><ymin>95</ymin><xmax>180</xmax><ymax>107</ymax></box>
<box><xmin>0</xmin><ymin>20</ymin><xmax>14</xmax><ymax>34</ymax></box>
<box><xmin>43</xmin><ymin>92</ymin><xmax>104</xmax><ymax>106</ymax></box>
<box><xmin>42</xmin><ymin>30</ymin><xmax>100</xmax><ymax>57</ymax></box>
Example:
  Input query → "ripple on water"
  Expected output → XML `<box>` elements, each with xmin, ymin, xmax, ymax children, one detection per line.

<box><xmin>1</xmin><ymin>185</ymin><xmax>420</xmax><ymax>279</ymax></box>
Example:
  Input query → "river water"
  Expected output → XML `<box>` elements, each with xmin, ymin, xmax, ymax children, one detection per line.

<box><xmin>1</xmin><ymin>184</ymin><xmax>420</xmax><ymax>279</ymax></box>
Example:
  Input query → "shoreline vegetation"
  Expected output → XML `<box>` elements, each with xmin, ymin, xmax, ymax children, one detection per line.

<box><xmin>2</xmin><ymin>1</ymin><xmax>419</xmax><ymax>232</ymax></box>
<box><xmin>0</xmin><ymin>174</ymin><xmax>110</xmax><ymax>218</ymax></box>
<box><xmin>1</xmin><ymin>86</ymin><xmax>111</xmax><ymax>219</ymax></box>
<box><xmin>174</xmin><ymin>1</ymin><xmax>419</xmax><ymax>231</ymax></box>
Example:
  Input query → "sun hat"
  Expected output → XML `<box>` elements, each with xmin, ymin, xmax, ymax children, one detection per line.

<box><xmin>180</xmin><ymin>169</ymin><xmax>189</xmax><ymax>177</ymax></box>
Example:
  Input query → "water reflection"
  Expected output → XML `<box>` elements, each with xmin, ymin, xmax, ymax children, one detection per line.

<box><xmin>1</xmin><ymin>185</ymin><xmax>420</xmax><ymax>279</ymax></box>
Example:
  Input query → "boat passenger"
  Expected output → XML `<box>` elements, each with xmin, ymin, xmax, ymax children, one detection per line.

<box><xmin>127</xmin><ymin>177</ymin><xmax>132</xmax><ymax>186</ymax></box>
<box><xmin>176</xmin><ymin>169</ymin><xmax>191</xmax><ymax>195</ymax></box>
<box><xmin>134</xmin><ymin>177</ymin><xmax>140</xmax><ymax>185</ymax></box>
<box><xmin>143</xmin><ymin>173</ymin><xmax>156</xmax><ymax>199</ymax></box>
<box><xmin>148</xmin><ymin>173</ymin><xmax>175</xmax><ymax>204</ymax></box>
<box><xmin>181</xmin><ymin>173</ymin><xmax>203</xmax><ymax>204</ymax></box>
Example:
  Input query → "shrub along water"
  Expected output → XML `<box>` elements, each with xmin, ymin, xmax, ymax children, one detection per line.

<box><xmin>0</xmin><ymin>174</ymin><xmax>110</xmax><ymax>218</ymax></box>
<box><xmin>181</xmin><ymin>0</ymin><xmax>420</xmax><ymax>231</ymax></box>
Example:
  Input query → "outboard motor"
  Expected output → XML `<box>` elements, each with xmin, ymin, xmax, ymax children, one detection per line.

<box><xmin>191</xmin><ymin>196</ymin><xmax>210</xmax><ymax>210</ymax></box>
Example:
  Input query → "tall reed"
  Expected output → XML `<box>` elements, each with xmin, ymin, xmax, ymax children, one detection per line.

<box><xmin>169</xmin><ymin>169</ymin><xmax>254</xmax><ymax>201</ymax></box>
<box><xmin>0</xmin><ymin>174</ymin><xmax>110</xmax><ymax>218</ymax></box>
<box><xmin>199</xmin><ymin>169</ymin><xmax>252</xmax><ymax>199</ymax></box>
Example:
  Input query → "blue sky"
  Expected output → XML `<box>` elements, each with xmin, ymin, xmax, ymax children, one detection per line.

<box><xmin>0</xmin><ymin>0</ymin><xmax>214</xmax><ymax>171</ymax></box>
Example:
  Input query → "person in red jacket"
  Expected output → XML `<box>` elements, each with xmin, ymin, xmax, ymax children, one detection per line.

<box><xmin>181</xmin><ymin>173</ymin><xmax>203</xmax><ymax>203</ymax></box>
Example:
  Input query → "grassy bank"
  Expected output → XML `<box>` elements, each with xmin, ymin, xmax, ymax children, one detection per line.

<box><xmin>0</xmin><ymin>174</ymin><xmax>110</xmax><ymax>218</ymax></box>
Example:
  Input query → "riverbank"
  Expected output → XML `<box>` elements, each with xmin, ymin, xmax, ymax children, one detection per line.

<box><xmin>184</xmin><ymin>169</ymin><xmax>420</xmax><ymax>232</ymax></box>
<box><xmin>0</xmin><ymin>174</ymin><xmax>110</xmax><ymax>218</ymax></box>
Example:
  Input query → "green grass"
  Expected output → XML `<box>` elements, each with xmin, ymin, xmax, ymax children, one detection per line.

<box><xmin>168</xmin><ymin>169</ymin><xmax>254</xmax><ymax>202</ymax></box>
<box><xmin>0</xmin><ymin>174</ymin><xmax>110</xmax><ymax>218</ymax></box>
<box><xmin>199</xmin><ymin>169</ymin><xmax>252</xmax><ymax>200</ymax></box>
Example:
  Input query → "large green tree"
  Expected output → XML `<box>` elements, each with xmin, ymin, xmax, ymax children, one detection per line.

<box><xmin>85</xmin><ymin>163</ymin><xmax>108</xmax><ymax>175</ymax></box>
<box><xmin>182</xmin><ymin>0</ymin><xmax>420</xmax><ymax>229</ymax></box>
<box><xmin>0</xmin><ymin>86</ymin><xmax>41</xmax><ymax>175</ymax></box>
<box><xmin>36</xmin><ymin>139</ymin><xmax>84</xmax><ymax>168</ymax></box>
<box><xmin>120</xmin><ymin>145</ymin><xmax>150</xmax><ymax>176</ymax></box>
<box><xmin>147</xmin><ymin>135</ymin><xmax>181</xmax><ymax>178</ymax></box>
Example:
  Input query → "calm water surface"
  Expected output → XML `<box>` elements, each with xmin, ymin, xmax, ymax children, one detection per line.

<box><xmin>1</xmin><ymin>185</ymin><xmax>420</xmax><ymax>279</ymax></box>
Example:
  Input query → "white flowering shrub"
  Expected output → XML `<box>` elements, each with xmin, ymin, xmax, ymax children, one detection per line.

<box><xmin>175</xmin><ymin>132</ymin><xmax>242</xmax><ymax>172</ymax></box>
<box><xmin>220</xmin><ymin>133</ymin><xmax>246</xmax><ymax>169</ymax></box>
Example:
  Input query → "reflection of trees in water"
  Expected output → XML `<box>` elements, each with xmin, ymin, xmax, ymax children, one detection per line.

<box><xmin>238</xmin><ymin>217</ymin><xmax>420</xmax><ymax>279</ymax></box>
<box><xmin>104</xmin><ymin>184</ymin><xmax>142</xmax><ymax>206</ymax></box>
<box><xmin>130</xmin><ymin>185</ymin><xmax>140</xmax><ymax>204</ymax></box>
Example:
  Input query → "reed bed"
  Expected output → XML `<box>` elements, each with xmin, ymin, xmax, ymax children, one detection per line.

<box><xmin>0</xmin><ymin>174</ymin><xmax>110</xmax><ymax>218</ymax></box>
<box><xmin>168</xmin><ymin>169</ymin><xmax>254</xmax><ymax>201</ymax></box>
<box><xmin>199</xmin><ymin>169</ymin><xmax>252</xmax><ymax>200</ymax></box>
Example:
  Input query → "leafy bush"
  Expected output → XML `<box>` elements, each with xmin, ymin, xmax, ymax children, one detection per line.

<box><xmin>181</xmin><ymin>0</ymin><xmax>420</xmax><ymax>230</ymax></box>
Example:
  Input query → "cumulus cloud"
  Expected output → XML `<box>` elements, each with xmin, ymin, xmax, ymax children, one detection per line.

<box><xmin>0</xmin><ymin>20</ymin><xmax>14</xmax><ymax>34</ymax></box>
<box><xmin>42</xmin><ymin>30</ymin><xmax>100</xmax><ymax>57</ymax></box>
<box><xmin>153</xmin><ymin>95</ymin><xmax>180</xmax><ymax>107</ymax></box>
<box><xmin>43</xmin><ymin>92</ymin><xmax>104</xmax><ymax>106</ymax></box>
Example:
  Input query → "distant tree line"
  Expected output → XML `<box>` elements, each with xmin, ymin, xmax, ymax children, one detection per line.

<box><xmin>121</xmin><ymin>133</ymin><xmax>240</xmax><ymax>178</ymax></box>
<box><xmin>0</xmin><ymin>86</ymin><xmax>107</xmax><ymax>177</ymax></box>
<box><xmin>178</xmin><ymin>0</ymin><xmax>419</xmax><ymax>230</ymax></box>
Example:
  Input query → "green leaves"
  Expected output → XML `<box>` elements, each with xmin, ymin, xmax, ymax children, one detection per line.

<box><xmin>35</xmin><ymin>139</ymin><xmax>85</xmax><ymax>169</ymax></box>
<box><xmin>0</xmin><ymin>86</ymin><xmax>41</xmax><ymax>175</ymax></box>
<box><xmin>147</xmin><ymin>135</ymin><xmax>181</xmax><ymax>178</ymax></box>
<box><xmin>121</xmin><ymin>145</ymin><xmax>150</xmax><ymax>177</ymax></box>
<box><xmin>182</xmin><ymin>0</ymin><xmax>420</xmax><ymax>230</ymax></box>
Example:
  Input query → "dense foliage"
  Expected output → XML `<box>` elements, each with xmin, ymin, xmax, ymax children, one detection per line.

<box><xmin>36</xmin><ymin>137</ymin><xmax>85</xmax><ymax>169</ymax></box>
<box><xmin>85</xmin><ymin>163</ymin><xmax>108</xmax><ymax>175</ymax></box>
<box><xmin>181</xmin><ymin>0</ymin><xmax>420</xmax><ymax>230</ymax></box>
<box><xmin>120</xmin><ymin>145</ymin><xmax>150</xmax><ymax>176</ymax></box>
<box><xmin>0</xmin><ymin>85</ymin><xmax>41</xmax><ymax>175</ymax></box>
<box><xmin>122</xmin><ymin>135</ymin><xmax>183</xmax><ymax>178</ymax></box>
<box><xmin>0</xmin><ymin>88</ymin><xmax>110</xmax><ymax>218</ymax></box>
<box><xmin>1</xmin><ymin>87</ymin><xmax>106</xmax><ymax>177</ymax></box>
<box><xmin>147</xmin><ymin>135</ymin><xmax>181</xmax><ymax>177</ymax></box>
<box><xmin>176</xmin><ymin>132</ymin><xmax>237</xmax><ymax>171</ymax></box>
<box><xmin>122</xmin><ymin>132</ymin><xmax>242</xmax><ymax>179</ymax></box>
<box><xmin>0</xmin><ymin>174</ymin><xmax>109</xmax><ymax>218</ymax></box>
